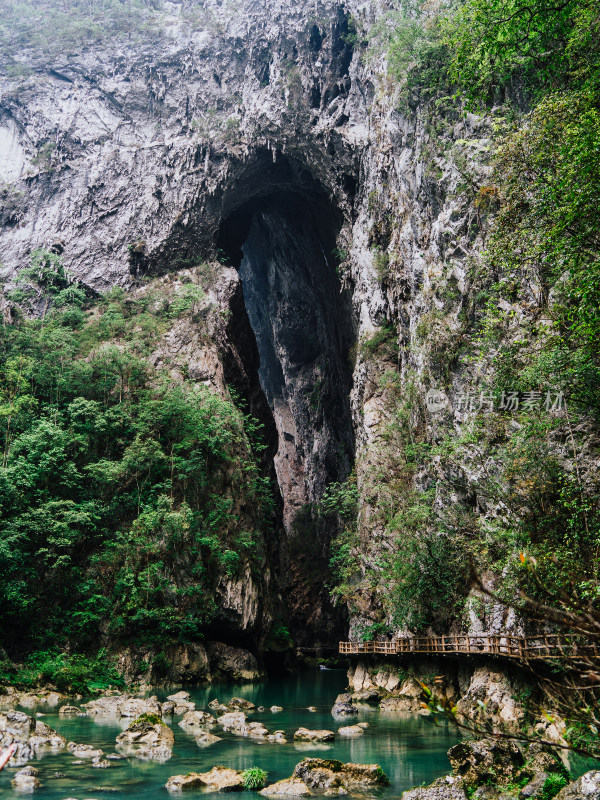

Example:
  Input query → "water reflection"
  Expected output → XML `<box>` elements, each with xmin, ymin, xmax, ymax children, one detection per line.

<box><xmin>0</xmin><ymin>670</ymin><xmax>460</xmax><ymax>799</ymax></box>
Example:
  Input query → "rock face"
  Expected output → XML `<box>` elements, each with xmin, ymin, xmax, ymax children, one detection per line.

<box><xmin>292</xmin><ymin>759</ymin><xmax>389</xmax><ymax>792</ymax></box>
<box><xmin>0</xmin><ymin>0</ymin><xmax>581</xmax><ymax>659</ymax></box>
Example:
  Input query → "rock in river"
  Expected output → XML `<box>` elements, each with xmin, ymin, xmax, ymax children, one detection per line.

<box><xmin>11</xmin><ymin>766</ymin><xmax>41</xmax><ymax>792</ymax></box>
<box><xmin>400</xmin><ymin>775</ymin><xmax>467</xmax><ymax>799</ymax></box>
<box><xmin>260</xmin><ymin>778</ymin><xmax>313</xmax><ymax>797</ymax></box>
<box><xmin>331</xmin><ymin>695</ymin><xmax>358</xmax><ymax>717</ymax></box>
<box><xmin>292</xmin><ymin>759</ymin><xmax>389</xmax><ymax>792</ymax></box>
<box><xmin>228</xmin><ymin>697</ymin><xmax>256</xmax><ymax>710</ymax></box>
<box><xmin>178</xmin><ymin>710</ymin><xmax>216</xmax><ymax>731</ymax></box>
<box><xmin>116</xmin><ymin>715</ymin><xmax>174</xmax><ymax>761</ymax></box>
<box><xmin>337</xmin><ymin>725</ymin><xmax>364</xmax><ymax>737</ymax></box>
<box><xmin>294</xmin><ymin>729</ymin><xmax>335</xmax><ymax>742</ymax></box>
<box><xmin>166</xmin><ymin>766</ymin><xmax>244</xmax><ymax>792</ymax></box>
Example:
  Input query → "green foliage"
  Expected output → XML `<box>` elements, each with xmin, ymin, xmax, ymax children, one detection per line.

<box><xmin>134</xmin><ymin>713</ymin><xmax>163</xmax><ymax>726</ymax></box>
<box><xmin>0</xmin><ymin>269</ymin><xmax>273</xmax><ymax>665</ymax></box>
<box><xmin>442</xmin><ymin>0</ymin><xmax>600</xmax><ymax>108</ymax></box>
<box><xmin>540</xmin><ymin>773</ymin><xmax>569</xmax><ymax>799</ymax></box>
<box><xmin>241</xmin><ymin>768</ymin><xmax>268</xmax><ymax>790</ymax></box>
<box><xmin>360</xmin><ymin>324</ymin><xmax>398</xmax><ymax>360</ymax></box>
<box><xmin>0</xmin><ymin>649</ymin><xmax>123</xmax><ymax>693</ymax></box>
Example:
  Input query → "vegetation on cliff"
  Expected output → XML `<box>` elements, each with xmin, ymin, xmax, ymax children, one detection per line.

<box><xmin>330</xmin><ymin>0</ymin><xmax>600</xmax><ymax>642</ymax></box>
<box><xmin>0</xmin><ymin>256</ymin><xmax>273</xmax><ymax>687</ymax></box>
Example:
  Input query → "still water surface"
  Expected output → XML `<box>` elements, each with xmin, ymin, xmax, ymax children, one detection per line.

<box><xmin>1</xmin><ymin>670</ymin><xmax>460</xmax><ymax>799</ymax></box>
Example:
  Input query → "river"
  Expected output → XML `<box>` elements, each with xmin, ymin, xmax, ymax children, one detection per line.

<box><xmin>0</xmin><ymin>670</ymin><xmax>461</xmax><ymax>799</ymax></box>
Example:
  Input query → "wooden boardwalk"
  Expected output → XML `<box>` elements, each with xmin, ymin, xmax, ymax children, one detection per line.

<box><xmin>339</xmin><ymin>634</ymin><xmax>598</xmax><ymax>662</ymax></box>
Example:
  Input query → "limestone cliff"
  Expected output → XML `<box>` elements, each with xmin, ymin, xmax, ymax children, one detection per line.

<box><xmin>1</xmin><ymin>0</ymin><xmax>590</xmax><ymax>672</ymax></box>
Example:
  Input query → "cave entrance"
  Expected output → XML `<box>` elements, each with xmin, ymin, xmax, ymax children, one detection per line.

<box><xmin>217</xmin><ymin>157</ymin><xmax>355</xmax><ymax>642</ymax></box>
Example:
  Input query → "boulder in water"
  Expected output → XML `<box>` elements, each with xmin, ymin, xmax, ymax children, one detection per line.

<box><xmin>11</xmin><ymin>766</ymin><xmax>40</xmax><ymax>792</ymax></box>
<box><xmin>331</xmin><ymin>695</ymin><xmax>357</xmax><ymax>717</ymax></box>
<box><xmin>228</xmin><ymin>697</ymin><xmax>256</xmax><ymax>710</ymax></box>
<box><xmin>260</xmin><ymin>778</ymin><xmax>312</xmax><ymax>797</ymax></box>
<box><xmin>292</xmin><ymin>759</ymin><xmax>389</xmax><ymax>793</ymax></box>
<box><xmin>166</xmin><ymin>767</ymin><xmax>244</xmax><ymax>792</ymax></box>
<box><xmin>400</xmin><ymin>775</ymin><xmax>467</xmax><ymax>799</ymax></box>
<box><xmin>337</xmin><ymin>725</ymin><xmax>364</xmax><ymax>737</ymax></box>
<box><xmin>294</xmin><ymin>729</ymin><xmax>335</xmax><ymax>743</ymax></box>
<box><xmin>178</xmin><ymin>710</ymin><xmax>216</xmax><ymax>731</ymax></box>
<box><xmin>115</xmin><ymin>714</ymin><xmax>174</xmax><ymax>761</ymax></box>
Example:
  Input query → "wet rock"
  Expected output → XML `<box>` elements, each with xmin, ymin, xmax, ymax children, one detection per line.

<box><xmin>260</xmin><ymin>778</ymin><xmax>313</xmax><ymax>797</ymax></box>
<box><xmin>115</xmin><ymin>716</ymin><xmax>174</xmax><ymax>761</ymax></box>
<box><xmin>448</xmin><ymin>739</ymin><xmax>524</xmax><ymax>787</ymax></box>
<box><xmin>271</xmin><ymin>706</ymin><xmax>283</xmax><ymax>713</ymax></box>
<box><xmin>267</xmin><ymin>730</ymin><xmax>287</xmax><ymax>744</ymax></box>
<box><xmin>83</xmin><ymin>694</ymin><xmax>162</xmax><ymax>719</ymax></box>
<box><xmin>92</xmin><ymin>759</ymin><xmax>111</xmax><ymax>769</ymax></box>
<box><xmin>161</xmin><ymin>701</ymin><xmax>176</xmax><ymax>715</ymax></box>
<box><xmin>292</xmin><ymin>759</ymin><xmax>389</xmax><ymax>792</ymax></box>
<box><xmin>69</xmin><ymin>744</ymin><xmax>105</xmax><ymax>759</ymax></box>
<box><xmin>166</xmin><ymin>767</ymin><xmax>244</xmax><ymax>792</ymax></box>
<box><xmin>331</xmin><ymin>694</ymin><xmax>357</xmax><ymax>717</ymax></box>
<box><xmin>351</xmin><ymin>691</ymin><xmax>380</xmax><ymax>704</ymax></box>
<box><xmin>555</xmin><ymin>771</ymin><xmax>600</xmax><ymax>799</ymax></box>
<box><xmin>307</xmin><ymin>707</ymin><xmax>317</xmax><ymax>712</ymax></box>
<box><xmin>357</xmin><ymin>723</ymin><xmax>369</xmax><ymax>729</ymax></box>
<box><xmin>179</xmin><ymin>710</ymin><xmax>216</xmax><ymax>731</ymax></box>
<box><xmin>228</xmin><ymin>697</ymin><xmax>256</xmax><ymax>710</ymax></box>
<box><xmin>11</xmin><ymin>766</ymin><xmax>40</xmax><ymax>792</ymax></box>
<box><xmin>167</xmin><ymin>691</ymin><xmax>191</xmax><ymax>702</ymax></box>
<box><xmin>337</xmin><ymin>725</ymin><xmax>364</xmax><ymax>737</ymax></box>
<box><xmin>247</xmin><ymin>721</ymin><xmax>270</xmax><ymax>738</ymax></box>
<box><xmin>196</xmin><ymin>730</ymin><xmax>222</xmax><ymax>746</ymax></box>
<box><xmin>4</xmin><ymin>710</ymin><xmax>36</xmax><ymax>739</ymax></box>
<box><xmin>59</xmin><ymin>706</ymin><xmax>81</xmax><ymax>715</ymax></box>
<box><xmin>209</xmin><ymin>699</ymin><xmax>229</xmax><ymax>713</ymax></box>
<box><xmin>401</xmin><ymin>775</ymin><xmax>467</xmax><ymax>799</ymax></box>
<box><xmin>167</xmin><ymin>693</ymin><xmax>195</xmax><ymax>715</ymax></box>
<box><xmin>166</xmin><ymin>773</ymin><xmax>209</xmax><ymax>792</ymax></box>
<box><xmin>294</xmin><ymin>729</ymin><xmax>335</xmax><ymax>743</ymax></box>
<box><xmin>29</xmin><ymin>719</ymin><xmax>67</xmax><ymax>751</ymax></box>
<box><xmin>258</xmin><ymin>706</ymin><xmax>266</xmax><ymax>712</ymax></box>
<box><xmin>0</xmin><ymin>711</ymin><xmax>66</xmax><ymax>765</ymax></box>
<box><xmin>217</xmin><ymin>711</ymin><xmax>247</xmax><ymax>733</ymax></box>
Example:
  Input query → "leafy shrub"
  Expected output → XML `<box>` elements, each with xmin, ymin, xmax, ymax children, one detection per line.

<box><xmin>241</xmin><ymin>768</ymin><xmax>268</xmax><ymax>790</ymax></box>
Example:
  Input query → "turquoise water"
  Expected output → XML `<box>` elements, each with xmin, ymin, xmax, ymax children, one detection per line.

<box><xmin>1</xmin><ymin>670</ymin><xmax>460</xmax><ymax>799</ymax></box>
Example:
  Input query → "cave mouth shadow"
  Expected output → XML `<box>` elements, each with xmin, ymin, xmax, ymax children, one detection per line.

<box><xmin>217</xmin><ymin>166</ymin><xmax>355</xmax><ymax>642</ymax></box>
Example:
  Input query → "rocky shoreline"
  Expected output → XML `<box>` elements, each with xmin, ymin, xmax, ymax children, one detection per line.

<box><xmin>0</xmin><ymin>679</ymin><xmax>596</xmax><ymax>799</ymax></box>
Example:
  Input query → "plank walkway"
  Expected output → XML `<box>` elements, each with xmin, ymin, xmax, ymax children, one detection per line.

<box><xmin>339</xmin><ymin>634</ymin><xmax>598</xmax><ymax>662</ymax></box>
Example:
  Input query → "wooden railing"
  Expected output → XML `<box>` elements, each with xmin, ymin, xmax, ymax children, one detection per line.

<box><xmin>339</xmin><ymin>634</ymin><xmax>598</xmax><ymax>662</ymax></box>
